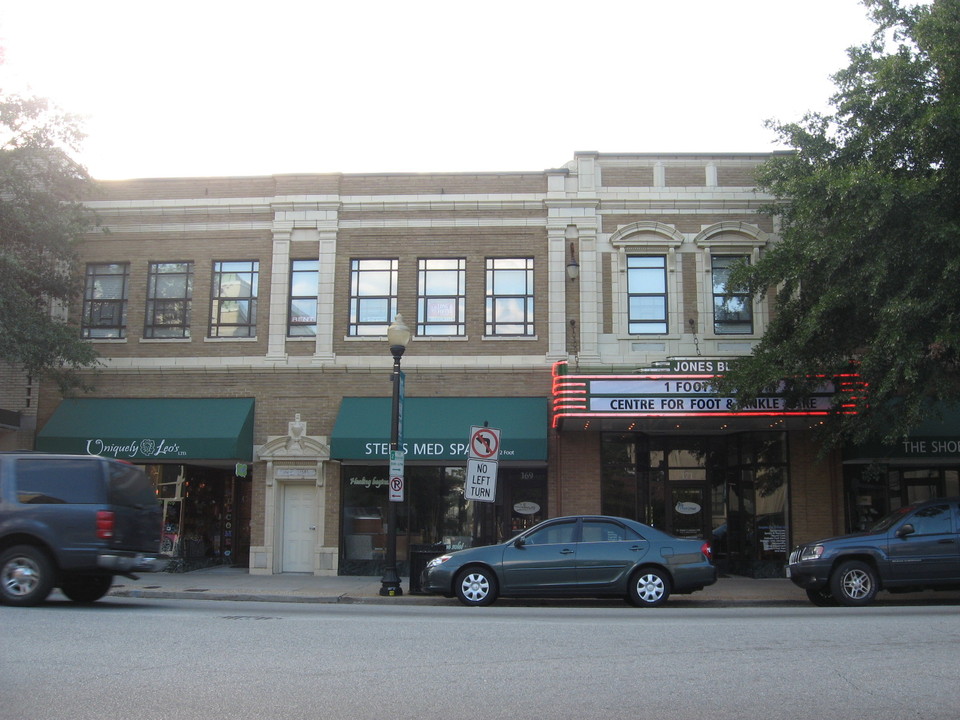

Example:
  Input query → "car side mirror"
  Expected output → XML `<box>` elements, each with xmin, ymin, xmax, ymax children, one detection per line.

<box><xmin>513</xmin><ymin>536</ymin><xmax>526</xmax><ymax>548</ymax></box>
<box><xmin>896</xmin><ymin>524</ymin><xmax>915</xmax><ymax>538</ymax></box>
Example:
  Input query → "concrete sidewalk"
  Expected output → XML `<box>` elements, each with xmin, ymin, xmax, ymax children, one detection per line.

<box><xmin>102</xmin><ymin>565</ymin><xmax>960</xmax><ymax>607</ymax></box>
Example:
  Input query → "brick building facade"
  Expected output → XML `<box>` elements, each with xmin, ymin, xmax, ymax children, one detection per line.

<box><xmin>24</xmin><ymin>150</ymin><xmax>950</xmax><ymax>579</ymax></box>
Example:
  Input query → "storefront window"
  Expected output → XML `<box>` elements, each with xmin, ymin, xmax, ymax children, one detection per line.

<box><xmin>601</xmin><ymin>431</ymin><xmax>788</xmax><ymax>577</ymax></box>
<box><xmin>340</xmin><ymin>465</ymin><xmax>546</xmax><ymax>576</ymax></box>
<box><xmin>754</xmin><ymin>465</ymin><xmax>787</xmax><ymax>569</ymax></box>
<box><xmin>505</xmin><ymin>470</ymin><xmax>547</xmax><ymax>536</ymax></box>
<box><xmin>143</xmin><ymin>463</ymin><xmax>247</xmax><ymax>572</ymax></box>
<box><xmin>600</xmin><ymin>433</ymin><xmax>639</xmax><ymax>519</ymax></box>
<box><xmin>844</xmin><ymin>465</ymin><xmax>960</xmax><ymax>531</ymax></box>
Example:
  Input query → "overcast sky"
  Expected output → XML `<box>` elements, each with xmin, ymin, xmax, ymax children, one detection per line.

<box><xmin>0</xmin><ymin>0</ymin><xmax>877</xmax><ymax>180</ymax></box>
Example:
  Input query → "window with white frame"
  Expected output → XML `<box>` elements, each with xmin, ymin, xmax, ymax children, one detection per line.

<box><xmin>711</xmin><ymin>255</ymin><xmax>753</xmax><ymax>334</ymax></box>
<box><xmin>145</xmin><ymin>262</ymin><xmax>193</xmax><ymax>338</ymax></box>
<box><xmin>417</xmin><ymin>258</ymin><xmax>465</xmax><ymax>336</ymax></box>
<box><xmin>210</xmin><ymin>260</ymin><xmax>259</xmax><ymax>338</ymax></box>
<box><xmin>288</xmin><ymin>259</ymin><xmax>319</xmax><ymax>337</ymax></box>
<box><xmin>349</xmin><ymin>258</ymin><xmax>398</xmax><ymax>336</ymax></box>
<box><xmin>627</xmin><ymin>255</ymin><xmax>667</xmax><ymax>334</ymax></box>
<box><xmin>485</xmin><ymin>257</ymin><xmax>534</xmax><ymax>336</ymax></box>
<box><xmin>81</xmin><ymin>263</ymin><xmax>129</xmax><ymax>339</ymax></box>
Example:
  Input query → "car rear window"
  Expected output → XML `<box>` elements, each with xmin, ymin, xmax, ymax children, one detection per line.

<box><xmin>15</xmin><ymin>458</ymin><xmax>104</xmax><ymax>504</ymax></box>
<box><xmin>108</xmin><ymin>462</ymin><xmax>158</xmax><ymax>508</ymax></box>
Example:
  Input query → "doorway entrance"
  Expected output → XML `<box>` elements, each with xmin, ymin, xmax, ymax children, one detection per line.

<box><xmin>601</xmin><ymin>431</ymin><xmax>789</xmax><ymax>577</ymax></box>
<box><xmin>668</xmin><ymin>484</ymin><xmax>711</xmax><ymax>540</ymax></box>
<box><xmin>281</xmin><ymin>484</ymin><xmax>315</xmax><ymax>573</ymax></box>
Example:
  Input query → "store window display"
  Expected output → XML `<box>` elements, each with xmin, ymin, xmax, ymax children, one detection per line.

<box><xmin>340</xmin><ymin>465</ymin><xmax>546</xmax><ymax>576</ymax></box>
<box><xmin>145</xmin><ymin>463</ymin><xmax>248</xmax><ymax>571</ymax></box>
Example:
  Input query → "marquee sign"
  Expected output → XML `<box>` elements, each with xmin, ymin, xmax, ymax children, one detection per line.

<box><xmin>551</xmin><ymin>360</ymin><xmax>859</xmax><ymax>428</ymax></box>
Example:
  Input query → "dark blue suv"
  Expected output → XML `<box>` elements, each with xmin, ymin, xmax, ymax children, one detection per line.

<box><xmin>787</xmin><ymin>497</ymin><xmax>960</xmax><ymax>606</ymax></box>
<box><xmin>0</xmin><ymin>452</ymin><xmax>166</xmax><ymax>606</ymax></box>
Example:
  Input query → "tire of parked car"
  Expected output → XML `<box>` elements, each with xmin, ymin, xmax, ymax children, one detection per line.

<box><xmin>830</xmin><ymin>560</ymin><xmax>879</xmax><ymax>606</ymax></box>
<box><xmin>627</xmin><ymin>566</ymin><xmax>671</xmax><ymax>607</ymax></box>
<box><xmin>60</xmin><ymin>574</ymin><xmax>114</xmax><ymax>604</ymax></box>
<box><xmin>0</xmin><ymin>544</ymin><xmax>56</xmax><ymax>607</ymax></box>
<box><xmin>455</xmin><ymin>566</ymin><xmax>499</xmax><ymax>607</ymax></box>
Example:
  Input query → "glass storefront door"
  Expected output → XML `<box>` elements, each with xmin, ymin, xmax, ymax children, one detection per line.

<box><xmin>668</xmin><ymin>484</ymin><xmax>710</xmax><ymax>540</ymax></box>
<box><xmin>497</xmin><ymin>468</ymin><xmax>547</xmax><ymax>541</ymax></box>
<box><xmin>601</xmin><ymin>431</ymin><xmax>789</xmax><ymax>577</ymax></box>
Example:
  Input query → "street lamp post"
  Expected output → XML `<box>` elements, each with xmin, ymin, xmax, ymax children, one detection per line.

<box><xmin>380</xmin><ymin>314</ymin><xmax>411</xmax><ymax>596</ymax></box>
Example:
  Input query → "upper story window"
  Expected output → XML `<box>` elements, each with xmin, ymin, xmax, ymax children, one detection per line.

<box><xmin>145</xmin><ymin>262</ymin><xmax>193</xmax><ymax>339</ymax></box>
<box><xmin>627</xmin><ymin>255</ymin><xmax>667</xmax><ymax>334</ymax></box>
<box><xmin>417</xmin><ymin>258</ymin><xmax>466</xmax><ymax>336</ymax></box>
<box><xmin>210</xmin><ymin>260</ymin><xmax>258</xmax><ymax>338</ymax></box>
<box><xmin>349</xmin><ymin>258</ymin><xmax>398</xmax><ymax>336</ymax></box>
<box><xmin>712</xmin><ymin>255</ymin><xmax>753</xmax><ymax>334</ymax></box>
<box><xmin>695</xmin><ymin>223</ymin><xmax>769</xmax><ymax>338</ymax></box>
<box><xmin>485</xmin><ymin>257</ymin><xmax>534</xmax><ymax>336</ymax></box>
<box><xmin>288</xmin><ymin>260</ymin><xmax>319</xmax><ymax>337</ymax></box>
<box><xmin>81</xmin><ymin>263</ymin><xmax>129</xmax><ymax>339</ymax></box>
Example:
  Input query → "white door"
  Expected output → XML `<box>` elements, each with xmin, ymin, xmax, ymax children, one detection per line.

<box><xmin>281</xmin><ymin>484</ymin><xmax>315</xmax><ymax>573</ymax></box>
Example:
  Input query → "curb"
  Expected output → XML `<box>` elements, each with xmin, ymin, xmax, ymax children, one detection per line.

<box><xmin>109</xmin><ymin>589</ymin><xmax>451</xmax><ymax>605</ymax></box>
<box><xmin>108</xmin><ymin>587</ymin><xmax>806</xmax><ymax>607</ymax></box>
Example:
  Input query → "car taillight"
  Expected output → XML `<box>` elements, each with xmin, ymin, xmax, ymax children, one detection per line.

<box><xmin>96</xmin><ymin>510</ymin><xmax>115</xmax><ymax>540</ymax></box>
<box><xmin>700</xmin><ymin>541</ymin><xmax>712</xmax><ymax>560</ymax></box>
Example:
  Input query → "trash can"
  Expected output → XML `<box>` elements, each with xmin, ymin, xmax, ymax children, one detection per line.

<box><xmin>408</xmin><ymin>543</ymin><xmax>447</xmax><ymax>595</ymax></box>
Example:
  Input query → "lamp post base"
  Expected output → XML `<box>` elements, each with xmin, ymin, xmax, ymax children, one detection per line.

<box><xmin>379</xmin><ymin>578</ymin><xmax>404</xmax><ymax>597</ymax></box>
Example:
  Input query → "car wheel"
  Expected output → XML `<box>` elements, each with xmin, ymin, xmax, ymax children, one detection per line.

<box><xmin>60</xmin><ymin>574</ymin><xmax>114</xmax><ymax>604</ymax></box>
<box><xmin>628</xmin><ymin>567</ymin><xmax>671</xmax><ymax>607</ymax></box>
<box><xmin>455</xmin><ymin>566</ymin><xmax>498</xmax><ymax>607</ymax></box>
<box><xmin>805</xmin><ymin>587</ymin><xmax>838</xmax><ymax>607</ymax></box>
<box><xmin>0</xmin><ymin>545</ymin><xmax>55</xmax><ymax>607</ymax></box>
<box><xmin>830</xmin><ymin>560</ymin><xmax>878</xmax><ymax>606</ymax></box>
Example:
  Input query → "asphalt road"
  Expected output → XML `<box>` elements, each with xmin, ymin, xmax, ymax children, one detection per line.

<box><xmin>3</xmin><ymin>597</ymin><xmax>959</xmax><ymax>720</ymax></box>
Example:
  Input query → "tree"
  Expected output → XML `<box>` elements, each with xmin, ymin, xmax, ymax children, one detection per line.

<box><xmin>0</xmin><ymin>67</ymin><xmax>100</xmax><ymax>389</ymax></box>
<box><xmin>716</xmin><ymin>0</ymin><xmax>960</xmax><ymax>448</ymax></box>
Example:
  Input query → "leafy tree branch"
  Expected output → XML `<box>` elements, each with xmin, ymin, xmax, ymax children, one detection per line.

<box><xmin>716</xmin><ymin>0</ymin><xmax>960</xmax><ymax>447</ymax></box>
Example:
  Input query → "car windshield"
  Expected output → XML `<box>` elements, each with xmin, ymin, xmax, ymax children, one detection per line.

<box><xmin>868</xmin><ymin>504</ymin><xmax>917</xmax><ymax>533</ymax></box>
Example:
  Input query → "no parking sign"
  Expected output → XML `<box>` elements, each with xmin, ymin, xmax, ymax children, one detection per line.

<box><xmin>389</xmin><ymin>450</ymin><xmax>404</xmax><ymax>502</ymax></box>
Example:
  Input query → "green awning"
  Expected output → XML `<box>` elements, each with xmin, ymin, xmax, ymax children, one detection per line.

<box><xmin>843</xmin><ymin>404</ymin><xmax>960</xmax><ymax>462</ymax></box>
<box><xmin>331</xmin><ymin>397</ymin><xmax>548</xmax><ymax>461</ymax></box>
<box><xmin>37</xmin><ymin>398</ymin><xmax>255</xmax><ymax>462</ymax></box>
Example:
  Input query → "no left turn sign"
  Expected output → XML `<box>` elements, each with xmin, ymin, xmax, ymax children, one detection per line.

<box><xmin>469</xmin><ymin>426</ymin><xmax>501</xmax><ymax>460</ymax></box>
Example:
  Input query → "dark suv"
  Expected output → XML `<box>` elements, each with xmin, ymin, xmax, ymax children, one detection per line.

<box><xmin>0</xmin><ymin>452</ymin><xmax>166</xmax><ymax>606</ymax></box>
<box><xmin>787</xmin><ymin>497</ymin><xmax>960</xmax><ymax>606</ymax></box>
